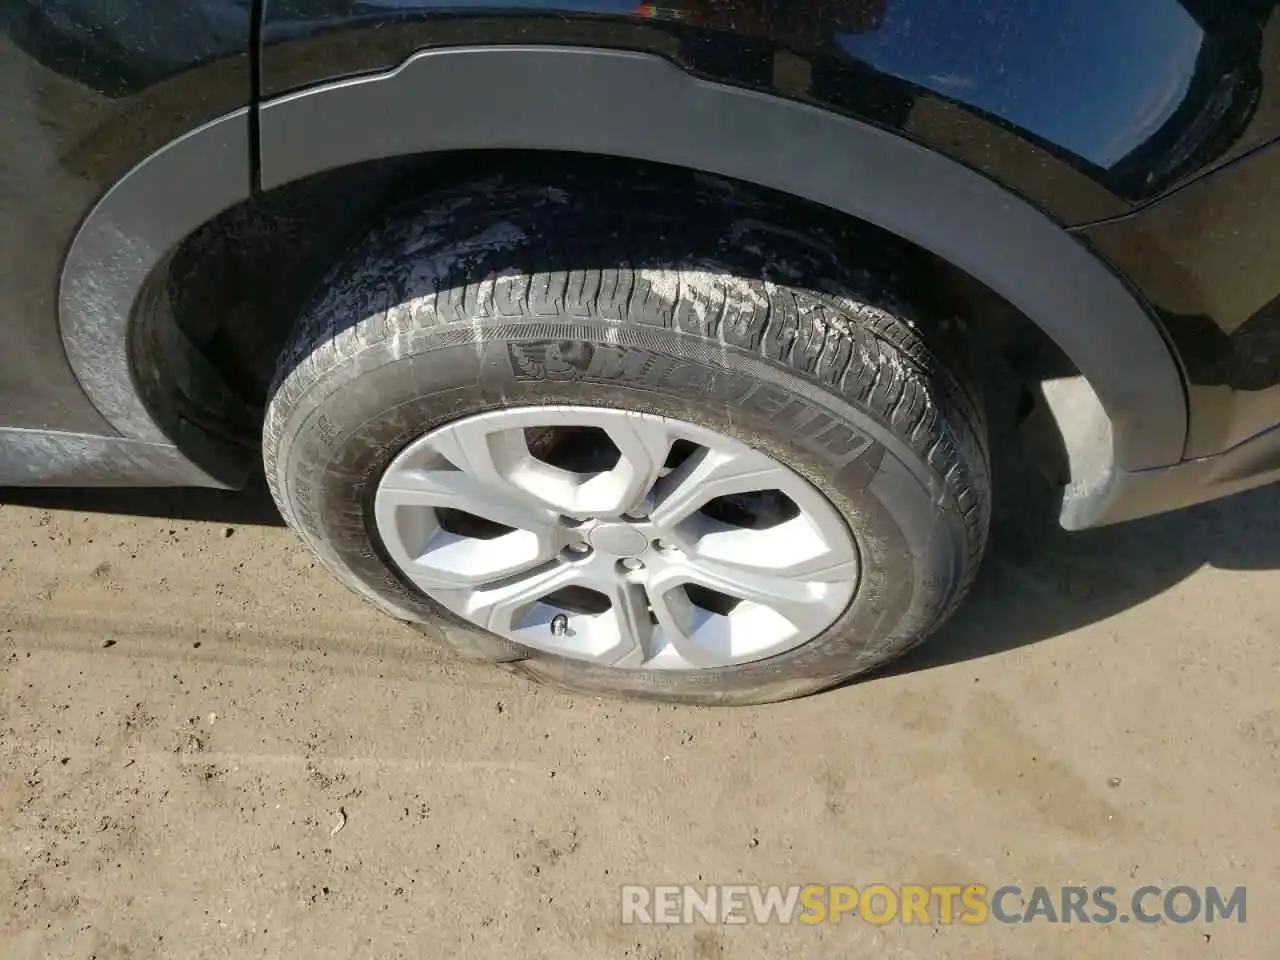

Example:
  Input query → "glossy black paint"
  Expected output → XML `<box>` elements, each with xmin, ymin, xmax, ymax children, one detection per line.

<box><xmin>1080</xmin><ymin>137</ymin><xmax>1280</xmax><ymax>458</ymax></box>
<box><xmin>0</xmin><ymin>0</ymin><xmax>1279</xmax><ymax>525</ymax></box>
<box><xmin>0</xmin><ymin>0</ymin><xmax>252</xmax><ymax>432</ymax></box>
<box><xmin>261</xmin><ymin>0</ymin><xmax>1280</xmax><ymax>225</ymax></box>
<box><xmin>255</xmin><ymin>0</ymin><xmax>1280</xmax><ymax>472</ymax></box>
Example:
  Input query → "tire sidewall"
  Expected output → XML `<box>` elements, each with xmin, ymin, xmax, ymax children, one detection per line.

<box><xmin>267</xmin><ymin>319</ymin><xmax>969</xmax><ymax>702</ymax></box>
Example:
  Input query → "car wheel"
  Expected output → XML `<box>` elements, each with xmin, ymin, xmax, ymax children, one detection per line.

<box><xmin>263</xmin><ymin>171</ymin><xmax>990</xmax><ymax>705</ymax></box>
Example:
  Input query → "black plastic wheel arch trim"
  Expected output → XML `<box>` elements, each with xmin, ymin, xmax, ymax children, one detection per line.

<box><xmin>260</xmin><ymin>46</ymin><xmax>1186</xmax><ymax>477</ymax></box>
<box><xmin>59</xmin><ymin>109</ymin><xmax>252</xmax><ymax>447</ymax></box>
<box><xmin>56</xmin><ymin>46</ymin><xmax>1188</xmax><ymax>520</ymax></box>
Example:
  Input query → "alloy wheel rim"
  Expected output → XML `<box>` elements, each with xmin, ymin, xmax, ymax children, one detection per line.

<box><xmin>373</xmin><ymin>407</ymin><xmax>859</xmax><ymax>670</ymax></box>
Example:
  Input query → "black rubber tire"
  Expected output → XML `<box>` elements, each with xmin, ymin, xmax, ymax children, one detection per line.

<box><xmin>263</xmin><ymin>169</ymin><xmax>990</xmax><ymax>705</ymax></box>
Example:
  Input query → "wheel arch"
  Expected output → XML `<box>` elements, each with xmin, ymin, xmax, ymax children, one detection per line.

<box><xmin>59</xmin><ymin>44</ymin><xmax>1187</xmax><ymax>522</ymax></box>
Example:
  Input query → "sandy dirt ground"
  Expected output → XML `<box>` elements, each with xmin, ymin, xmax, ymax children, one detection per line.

<box><xmin>2</xmin><ymin>469</ymin><xmax>1278</xmax><ymax>960</ymax></box>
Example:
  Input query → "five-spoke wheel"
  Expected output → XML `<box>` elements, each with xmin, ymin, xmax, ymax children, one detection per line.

<box><xmin>374</xmin><ymin>408</ymin><xmax>859</xmax><ymax>670</ymax></box>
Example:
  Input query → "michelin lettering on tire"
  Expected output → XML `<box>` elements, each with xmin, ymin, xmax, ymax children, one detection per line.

<box><xmin>507</xmin><ymin>340</ymin><xmax>886</xmax><ymax>482</ymax></box>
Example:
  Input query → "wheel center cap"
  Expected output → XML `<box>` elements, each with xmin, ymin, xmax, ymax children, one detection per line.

<box><xmin>587</xmin><ymin>523</ymin><xmax>649</xmax><ymax>558</ymax></box>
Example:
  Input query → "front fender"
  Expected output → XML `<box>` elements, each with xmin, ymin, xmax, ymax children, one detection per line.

<box><xmin>260</xmin><ymin>0</ymin><xmax>1279</xmax><ymax>225</ymax></box>
<box><xmin>254</xmin><ymin>44</ymin><xmax>1188</xmax><ymax>522</ymax></box>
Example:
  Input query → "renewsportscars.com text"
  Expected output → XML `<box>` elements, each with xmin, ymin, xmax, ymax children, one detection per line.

<box><xmin>621</xmin><ymin>884</ymin><xmax>1247</xmax><ymax>926</ymax></box>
